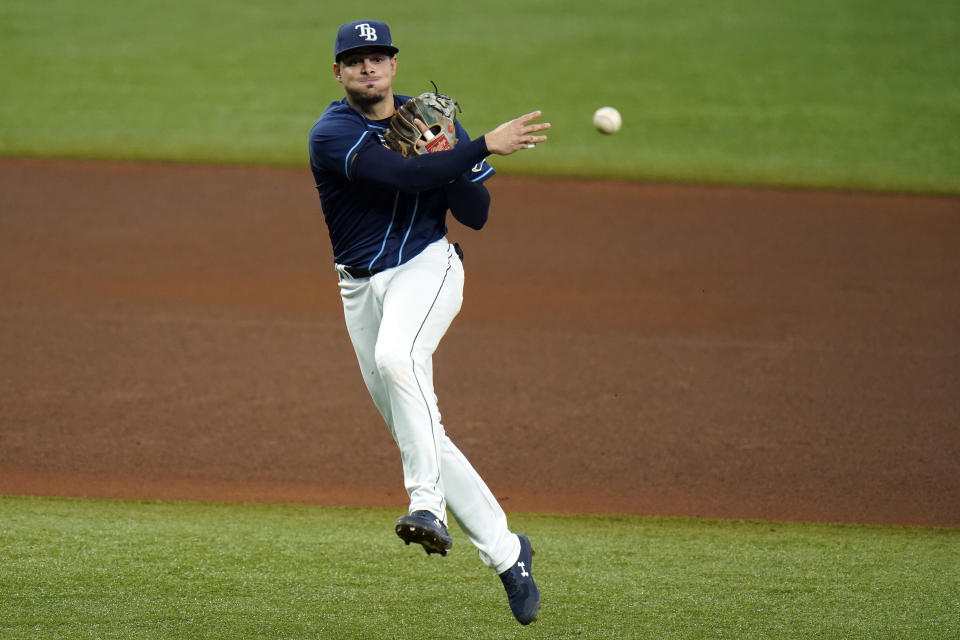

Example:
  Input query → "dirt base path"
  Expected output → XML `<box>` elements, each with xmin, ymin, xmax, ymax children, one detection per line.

<box><xmin>2</xmin><ymin>158</ymin><xmax>958</xmax><ymax>527</ymax></box>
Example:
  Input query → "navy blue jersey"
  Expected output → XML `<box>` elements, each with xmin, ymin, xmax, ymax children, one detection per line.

<box><xmin>309</xmin><ymin>94</ymin><xmax>495</xmax><ymax>270</ymax></box>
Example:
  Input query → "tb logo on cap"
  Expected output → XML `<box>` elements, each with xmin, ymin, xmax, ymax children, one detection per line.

<box><xmin>355</xmin><ymin>23</ymin><xmax>378</xmax><ymax>42</ymax></box>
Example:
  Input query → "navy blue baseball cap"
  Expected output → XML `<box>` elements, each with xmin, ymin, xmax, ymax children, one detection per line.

<box><xmin>334</xmin><ymin>20</ymin><xmax>399</xmax><ymax>61</ymax></box>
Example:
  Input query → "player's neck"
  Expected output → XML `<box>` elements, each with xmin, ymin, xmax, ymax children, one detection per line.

<box><xmin>346</xmin><ymin>91</ymin><xmax>396</xmax><ymax>121</ymax></box>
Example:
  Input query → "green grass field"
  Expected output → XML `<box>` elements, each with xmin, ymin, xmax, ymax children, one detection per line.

<box><xmin>2</xmin><ymin>496</ymin><xmax>958</xmax><ymax>639</ymax></box>
<box><xmin>1</xmin><ymin>0</ymin><xmax>958</xmax><ymax>192</ymax></box>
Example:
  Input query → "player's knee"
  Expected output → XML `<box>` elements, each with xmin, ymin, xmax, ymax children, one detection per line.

<box><xmin>374</xmin><ymin>349</ymin><xmax>412</xmax><ymax>383</ymax></box>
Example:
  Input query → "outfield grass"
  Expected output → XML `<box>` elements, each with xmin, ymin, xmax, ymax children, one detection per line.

<box><xmin>1</xmin><ymin>495</ymin><xmax>957</xmax><ymax>639</ymax></box>
<box><xmin>0</xmin><ymin>0</ymin><xmax>957</xmax><ymax>192</ymax></box>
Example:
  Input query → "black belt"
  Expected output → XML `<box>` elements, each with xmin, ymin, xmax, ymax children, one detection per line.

<box><xmin>340</xmin><ymin>265</ymin><xmax>384</xmax><ymax>279</ymax></box>
<box><xmin>339</xmin><ymin>243</ymin><xmax>463</xmax><ymax>279</ymax></box>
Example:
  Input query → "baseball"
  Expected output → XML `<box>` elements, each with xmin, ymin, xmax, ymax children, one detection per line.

<box><xmin>593</xmin><ymin>106</ymin><xmax>622</xmax><ymax>135</ymax></box>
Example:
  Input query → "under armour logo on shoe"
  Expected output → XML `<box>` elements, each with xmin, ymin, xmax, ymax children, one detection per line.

<box><xmin>518</xmin><ymin>561</ymin><xmax>529</xmax><ymax>578</ymax></box>
<box><xmin>354</xmin><ymin>23</ymin><xmax>378</xmax><ymax>42</ymax></box>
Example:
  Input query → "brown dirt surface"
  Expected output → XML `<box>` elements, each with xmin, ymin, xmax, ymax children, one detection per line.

<box><xmin>2</xmin><ymin>157</ymin><xmax>958</xmax><ymax>527</ymax></box>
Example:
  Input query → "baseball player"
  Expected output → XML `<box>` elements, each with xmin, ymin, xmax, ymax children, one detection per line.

<box><xmin>307</xmin><ymin>20</ymin><xmax>549</xmax><ymax>625</ymax></box>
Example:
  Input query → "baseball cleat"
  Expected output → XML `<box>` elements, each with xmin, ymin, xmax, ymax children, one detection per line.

<box><xmin>395</xmin><ymin>510</ymin><xmax>453</xmax><ymax>556</ymax></box>
<box><xmin>498</xmin><ymin>534</ymin><xmax>541</xmax><ymax>625</ymax></box>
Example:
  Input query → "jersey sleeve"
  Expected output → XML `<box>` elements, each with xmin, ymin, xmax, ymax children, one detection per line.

<box><xmin>310</xmin><ymin>104</ymin><xmax>495</xmax><ymax>194</ymax></box>
<box><xmin>453</xmin><ymin>120</ymin><xmax>496</xmax><ymax>183</ymax></box>
<box><xmin>308</xmin><ymin>112</ymin><xmax>374</xmax><ymax>182</ymax></box>
<box><xmin>352</xmin><ymin>136</ymin><xmax>492</xmax><ymax>193</ymax></box>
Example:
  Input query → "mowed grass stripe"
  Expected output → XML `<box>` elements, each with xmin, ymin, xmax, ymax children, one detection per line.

<box><xmin>0</xmin><ymin>0</ymin><xmax>957</xmax><ymax>192</ymax></box>
<box><xmin>1</xmin><ymin>495</ymin><xmax>958</xmax><ymax>639</ymax></box>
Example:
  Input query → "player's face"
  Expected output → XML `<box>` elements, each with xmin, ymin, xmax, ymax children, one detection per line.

<box><xmin>334</xmin><ymin>49</ymin><xmax>397</xmax><ymax>107</ymax></box>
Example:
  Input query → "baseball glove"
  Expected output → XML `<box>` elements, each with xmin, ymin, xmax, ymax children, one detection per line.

<box><xmin>384</xmin><ymin>91</ymin><xmax>459</xmax><ymax>157</ymax></box>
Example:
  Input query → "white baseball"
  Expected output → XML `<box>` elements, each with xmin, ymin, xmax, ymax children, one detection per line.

<box><xmin>593</xmin><ymin>106</ymin><xmax>622</xmax><ymax>135</ymax></box>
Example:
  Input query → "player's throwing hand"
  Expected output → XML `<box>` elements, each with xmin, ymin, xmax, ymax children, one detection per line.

<box><xmin>484</xmin><ymin>111</ymin><xmax>550</xmax><ymax>155</ymax></box>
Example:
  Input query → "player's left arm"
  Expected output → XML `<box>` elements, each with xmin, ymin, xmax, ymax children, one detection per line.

<box><xmin>444</xmin><ymin>123</ymin><xmax>492</xmax><ymax>229</ymax></box>
<box><xmin>445</xmin><ymin>176</ymin><xmax>489</xmax><ymax>230</ymax></box>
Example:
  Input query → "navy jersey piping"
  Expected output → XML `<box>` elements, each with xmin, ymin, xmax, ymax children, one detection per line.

<box><xmin>471</xmin><ymin>163</ymin><xmax>494</xmax><ymax>182</ymax></box>
<box><xmin>397</xmin><ymin>193</ymin><xmax>420</xmax><ymax>264</ymax></box>
<box><xmin>344</xmin><ymin>130</ymin><xmax>369</xmax><ymax>180</ymax></box>
<box><xmin>368</xmin><ymin>191</ymin><xmax>401</xmax><ymax>270</ymax></box>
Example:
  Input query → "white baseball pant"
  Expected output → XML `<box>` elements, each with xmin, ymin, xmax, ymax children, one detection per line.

<box><xmin>336</xmin><ymin>238</ymin><xmax>520</xmax><ymax>573</ymax></box>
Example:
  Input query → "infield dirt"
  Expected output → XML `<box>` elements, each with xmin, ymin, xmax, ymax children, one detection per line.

<box><xmin>2</xmin><ymin>158</ymin><xmax>958</xmax><ymax>527</ymax></box>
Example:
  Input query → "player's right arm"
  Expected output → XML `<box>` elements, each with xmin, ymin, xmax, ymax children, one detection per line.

<box><xmin>350</xmin><ymin>109</ymin><xmax>549</xmax><ymax>193</ymax></box>
<box><xmin>310</xmin><ymin>107</ymin><xmax>548</xmax><ymax>194</ymax></box>
<box><xmin>310</xmin><ymin>113</ymin><xmax>489</xmax><ymax>193</ymax></box>
<box><xmin>351</xmin><ymin>137</ymin><xmax>492</xmax><ymax>193</ymax></box>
